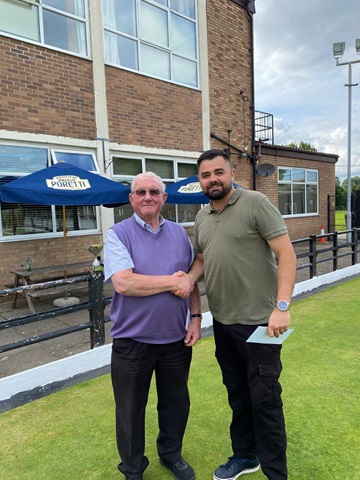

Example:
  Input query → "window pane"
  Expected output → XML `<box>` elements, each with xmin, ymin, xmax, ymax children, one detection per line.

<box><xmin>278</xmin><ymin>184</ymin><xmax>291</xmax><ymax>215</ymax></box>
<box><xmin>0</xmin><ymin>0</ymin><xmax>40</xmax><ymax>41</ymax></box>
<box><xmin>171</xmin><ymin>14</ymin><xmax>196</xmax><ymax>58</ymax></box>
<box><xmin>141</xmin><ymin>44</ymin><xmax>170</xmax><ymax>80</ymax></box>
<box><xmin>104</xmin><ymin>32</ymin><xmax>138</xmax><ymax>69</ymax></box>
<box><xmin>43</xmin><ymin>10</ymin><xmax>87</xmax><ymax>55</ymax></box>
<box><xmin>292</xmin><ymin>169</ymin><xmax>305</xmax><ymax>183</ymax></box>
<box><xmin>113</xmin><ymin>158</ymin><xmax>142</xmax><ymax>176</ymax></box>
<box><xmin>178</xmin><ymin>203</ymin><xmax>199</xmax><ymax>223</ymax></box>
<box><xmin>307</xmin><ymin>170</ymin><xmax>318</xmax><ymax>182</ymax></box>
<box><xmin>178</xmin><ymin>163</ymin><xmax>197</xmax><ymax>177</ymax></box>
<box><xmin>140</xmin><ymin>1</ymin><xmax>168</xmax><ymax>47</ymax></box>
<box><xmin>103</xmin><ymin>0</ymin><xmax>136</xmax><ymax>36</ymax></box>
<box><xmin>1</xmin><ymin>205</ymin><xmax>53</xmax><ymax>237</ymax></box>
<box><xmin>55</xmin><ymin>205</ymin><xmax>96</xmax><ymax>232</ymax></box>
<box><xmin>145</xmin><ymin>159</ymin><xmax>174</xmax><ymax>178</ymax></box>
<box><xmin>173</xmin><ymin>55</ymin><xmax>197</xmax><ymax>86</ymax></box>
<box><xmin>52</xmin><ymin>151</ymin><xmax>97</xmax><ymax>172</ymax></box>
<box><xmin>278</xmin><ymin>168</ymin><xmax>291</xmax><ymax>182</ymax></box>
<box><xmin>171</xmin><ymin>0</ymin><xmax>195</xmax><ymax>18</ymax></box>
<box><xmin>113</xmin><ymin>203</ymin><xmax>134</xmax><ymax>223</ymax></box>
<box><xmin>293</xmin><ymin>184</ymin><xmax>305</xmax><ymax>214</ymax></box>
<box><xmin>0</xmin><ymin>145</ymin><xmax>48</xmax><ymax>174</ymax></box>
<box><xmin>307</xmin><ymin>185</ymin><xmax>317</xmax><ymax>214</ymax></box>
<box><xmin>153</xmin><ymin>0</ymin><xmax>167</xmax><ymax>6</ymax></box>
<box><xmin>43</xmin><ymin>0</ymin><xmax>85</xmax><ymax>18</ymax></box>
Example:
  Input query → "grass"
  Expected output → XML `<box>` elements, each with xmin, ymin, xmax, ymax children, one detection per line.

<box><xmin>335</xmin><ymin>210</ymin><xmax>346</xmax><ymax>230</ymax></box>
<box><xmin>1</xmin><ymin>278</ymin><xmax>360</xmax><ymax>479</ymax></box>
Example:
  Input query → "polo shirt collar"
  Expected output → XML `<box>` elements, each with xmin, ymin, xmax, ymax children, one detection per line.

<box><xmin>209</xmin><ymin>187</ymin><xmax>243</xmax><ymax>213</ymax></box>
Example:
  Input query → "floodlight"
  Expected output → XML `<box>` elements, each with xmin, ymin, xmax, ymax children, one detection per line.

<box><xmin>333</xmin><ymin>42</ymin><xmax>346</xmax><ymax>60</ymax></box>
<box><xmin>356</xmin><ymin>38</ymin><xmax>360</xmax><ymax>54</ymax></box>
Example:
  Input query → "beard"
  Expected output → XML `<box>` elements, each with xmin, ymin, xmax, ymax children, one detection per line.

<box><xmin>204</xmin><ymin>182</ymin><xmax>232</xmax><ymax>200</ymax></box>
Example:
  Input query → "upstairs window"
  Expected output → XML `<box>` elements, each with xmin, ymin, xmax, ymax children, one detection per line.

<box><xmin>0</xmin><ymin>0</ymin><xmax>88</xmax><ymax>56</ymax></box>
<box><xmin>103</xmin><ymin>0</ymin><xmax>198</xmax><ymax>88</ymax></box>
<box><xmin>278</xmin><ymin>167</ymin><xmax>318</xmax><ymax>216</ymax></box>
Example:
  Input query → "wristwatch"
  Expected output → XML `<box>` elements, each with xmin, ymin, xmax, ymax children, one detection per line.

<box><xmin>276</xmin><ymin>300</ymin><xmax>290</xmax><ymax>312</ymax></box>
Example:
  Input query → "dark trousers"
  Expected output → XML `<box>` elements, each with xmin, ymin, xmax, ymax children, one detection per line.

<box><xmin>111</xmin><ymin>338</ymin><xmax>192</xmax><ymax>479</ymax></box>
<box><xmin>213</xmin><ymin>319</ymin><xmax>287</xmax><ymax>480</ymax></box>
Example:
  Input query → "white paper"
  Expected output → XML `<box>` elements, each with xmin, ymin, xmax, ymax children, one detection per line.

<box><xmin>246</xmin><ymin>326</ymin><xmax>294</xmax><ymax>344</ymax></box>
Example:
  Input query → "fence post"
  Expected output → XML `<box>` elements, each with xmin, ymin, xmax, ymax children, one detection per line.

<box><xmin>88</xmin><ymin>270</ymin><xmax>105</xmax><ymax>348</ymax></box>
<box><xmin>333</xmin><ymin>232</ymin><xmax>338</xmax><ymax>272</ymax></box>
<box><xmin>309</xmin><ymin>235</ymin><xmax>317</xmax><ymax>278</ymax></box>
<box><xmin>351</xmin><ymin>228</ymin><xmax>358</xmax><ymax>265</ymax></box>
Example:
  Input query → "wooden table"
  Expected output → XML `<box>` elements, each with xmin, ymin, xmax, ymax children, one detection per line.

<box><xmin>10</xmin><ymin>261</ymin><xmax>91</xmax><ymax>313</ymax></box>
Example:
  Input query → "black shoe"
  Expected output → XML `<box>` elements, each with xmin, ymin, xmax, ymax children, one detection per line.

<box><xmin>125</xmin><ymin>477</ymin><xmax>143</xmax><ymax>480</ymax></box>
<box><xmin>160</xmin><ymin>457</ymin><xmax>195</xmax><ymax>480</ymax></box>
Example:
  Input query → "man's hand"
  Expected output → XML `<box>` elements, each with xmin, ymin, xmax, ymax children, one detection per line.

<box><xmin>267</xmin><ymin>309</ymin><xmax>290</xmax><ymax>338</ymax></box>
<box><xmin>170</xmin><ymin>271</ymin><xmax>194</xmax><ymax>298</ymax></box>
<box><xmin>184</xmin><ymin>317</ymin><xmax>201</xmax><ymax>347</ymax></box>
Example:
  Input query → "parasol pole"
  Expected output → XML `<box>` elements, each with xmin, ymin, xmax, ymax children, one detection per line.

<box><xmin>62</xmin><ymin>205</ymin><xmax>68</xmax><ymax>279</ymax></box>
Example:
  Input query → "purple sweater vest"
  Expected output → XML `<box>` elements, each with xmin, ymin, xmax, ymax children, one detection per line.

<box><xmin>109</xmin><ymin>216</ymin><xmax>193</xmax><ymax>344</ymax></box>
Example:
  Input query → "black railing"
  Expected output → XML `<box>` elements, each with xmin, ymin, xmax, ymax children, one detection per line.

<box><xmin>293</xmin><ymin>228</ymin><xmax>359</xmax><ymax>279</ymax></box>
<box><xmin>0</xmin><ymin>228</ymin><xmax>359</xmax><ymax>356</ymax></box>
<box><xmin>0</xmin><ymin>271</ymin><xmax>111</xmax><ymax>354</ymax></box>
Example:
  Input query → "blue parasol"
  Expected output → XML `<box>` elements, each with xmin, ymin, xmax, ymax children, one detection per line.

<box><xmin>0</xmin><ymin>162</ymin><xmax>130</xmax><ymax>206</ymax></box>
<box><xmin>0</xmin><ymin>162</ymin><xmax>131</xmax><ymax>278</ymax></box>
<box><xmin>165</xmin><ymin>174</ymin><xmax>240</xmax><ymax>204</ymax></box>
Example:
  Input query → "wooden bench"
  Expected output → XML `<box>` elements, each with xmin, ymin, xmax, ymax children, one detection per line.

<box><xmin>10</xmin><ymin>261</ymin><xmax>91</xmax><ymax>313</ymax></box>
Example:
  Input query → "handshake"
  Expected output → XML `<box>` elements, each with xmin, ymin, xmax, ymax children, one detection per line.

<box><xmin>171</xmin><ymin>270</ymin><xmax>194</xmax><ymax>298</ymax></box>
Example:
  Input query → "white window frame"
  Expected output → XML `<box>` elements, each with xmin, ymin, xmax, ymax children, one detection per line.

<box><xmin>278</xmin><ymin>166</ymin><xmax>319</xmax><ymax>217</ymax></box>
<box><xmin>102</xmin><ymin>0</ymin><xmax>199</xmax><ymax>89</ymax></box>
<box><xmin>0</xmin><ymin>0</ymin><xmax>90</xmax><ymax>58</ymax></box>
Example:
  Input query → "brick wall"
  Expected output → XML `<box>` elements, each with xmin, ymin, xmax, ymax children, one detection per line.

<box><xmin>0</xmin><ymin>36</ymin><xmax>96</xmax><ymax>139</ymax></box>
<box><xmin>256</xmin><ymin>147</ymin><xmax>337</xmax><ymax>240</ymax></box>
<box><xmin>207</xmin><ymin>0</ymin><xmax>253</xmax><ymax>188</ymax></box>
<box><xmin>106</xmin><ymin>68</ymin><xmax>203</xmax><ymax>152</ymax></box>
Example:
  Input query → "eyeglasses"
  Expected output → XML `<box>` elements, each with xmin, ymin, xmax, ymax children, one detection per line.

<box><xmin>132</xmin><ymin>189</ymin><xmax>163</xmax><ymax>197</ymax></box>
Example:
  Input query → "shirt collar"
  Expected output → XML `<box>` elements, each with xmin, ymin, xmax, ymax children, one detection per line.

<box><xmin>133</xmin><ymin>212</ymin><xmax>165</xmax><ymax>234</ymax></box>
<box><xmin>208</xmin><ymin>187</ymin><xmax>243</xmax><ymax>213</ymax></box>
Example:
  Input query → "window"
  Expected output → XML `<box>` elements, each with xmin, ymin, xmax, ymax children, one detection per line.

<box><xmin>0</xmin><ymin>145</ymin><xmax>99</xmax><ymax>240</ymax></box>
<box><xmin>103</xmin><ymin>0</ymin><xmax>198</xmax><ymax>88</ymax></box>
<box><xmin>0</xmin><ymin>0</ymin><xmax>88</xmax><ymax>56</ymax></box>
<box><xmin>278</xmin><ymin>167</ymin><xmax>318</xmax><ymax>216</ymax></box>
<box><xmin>111</xmin><ymin>155</ymin><xmax>200</xmax><ymax>224</ymax></box>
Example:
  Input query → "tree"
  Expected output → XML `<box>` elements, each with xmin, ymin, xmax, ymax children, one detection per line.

<box><xmin>335</xmin><ymin>176</ymin><xmax>347</xmax><ymax>210</ymax></box>
<box><xmin>285</xmin><ymin>141</ymin><xmax>317</xmax><ymax>152</ymax></box>
<box><xmin>341</xmin><ymin>175</ymin><xmax>360</xmax><ymax>193</ymax></box>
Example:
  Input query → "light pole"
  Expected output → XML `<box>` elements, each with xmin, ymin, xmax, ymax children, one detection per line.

<box><xmin>333</xmin><ymin>40</ymin><xmax>360</xmax><ymax>242</ymax></box>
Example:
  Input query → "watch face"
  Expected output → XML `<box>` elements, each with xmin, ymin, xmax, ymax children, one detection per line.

<box><xmin>277</xmin><ymin>300</ymin><xmax>289</xmax><ymax>312</ymax></box>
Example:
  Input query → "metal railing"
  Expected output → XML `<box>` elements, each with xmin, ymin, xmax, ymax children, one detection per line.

<box><xmin>293</xmin><ymin>228</ymin><xmax>359</xmax><ymax>279</ymax></box>
<box><xmin>0</xmin><ymin>271</ymin><xmax>110</xmax><ymax>354</ymax></box>
<box><xmin>0</xmin><ymin>228</ymin><xmax>359</xmax><ymax>356</ymax></box>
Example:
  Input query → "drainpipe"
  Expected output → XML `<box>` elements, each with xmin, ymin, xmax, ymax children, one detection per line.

<box><xmin>246</xmin><ymin>2</ymin><xmax>257</xmax><ymax>191</ymax></box>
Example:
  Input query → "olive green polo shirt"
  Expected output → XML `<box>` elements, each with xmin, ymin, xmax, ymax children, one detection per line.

<box><xmin>194</xmin><ymin>188</ymin><xmax>288</xmax><ymax>325</ymax></box>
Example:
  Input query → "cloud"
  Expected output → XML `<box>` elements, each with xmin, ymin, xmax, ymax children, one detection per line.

<box><xmin>253</xmin><ymin>0</ymin><xmax>360</xmax><ymax>180</ymax></box>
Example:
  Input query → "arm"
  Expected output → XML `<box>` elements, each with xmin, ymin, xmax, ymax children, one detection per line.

<box><xmin>111</xmin><ymin>268</ymin><xmax>194</xmax><ymax>297</ymax></box>
<box><xmin>267</xmin><ymin>233</ymin><xmax>297</xmax><ymax>337</ymax></box>
<box><xmin>184</xmin><ymin>282</ymin><xmax>202</xmax><ymax>347</ymax></box>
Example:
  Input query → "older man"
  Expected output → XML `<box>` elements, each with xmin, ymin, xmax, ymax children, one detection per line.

<box><xmin>104</xmin><ymin>172</ymin><xmax>200</xmax><ymax>480</ymax></box>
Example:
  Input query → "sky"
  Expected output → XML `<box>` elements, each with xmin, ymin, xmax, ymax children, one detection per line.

<box><xmin>253</xmin><ymin>0</ymin><xmax>360</xmax><ymax>182</ymax></box>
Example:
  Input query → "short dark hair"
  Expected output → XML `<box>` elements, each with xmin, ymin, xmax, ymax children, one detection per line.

<box><xmin>197</xmin><ymin>149</ymin><xmax>232</xmax><ymax>168</ymax></box>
